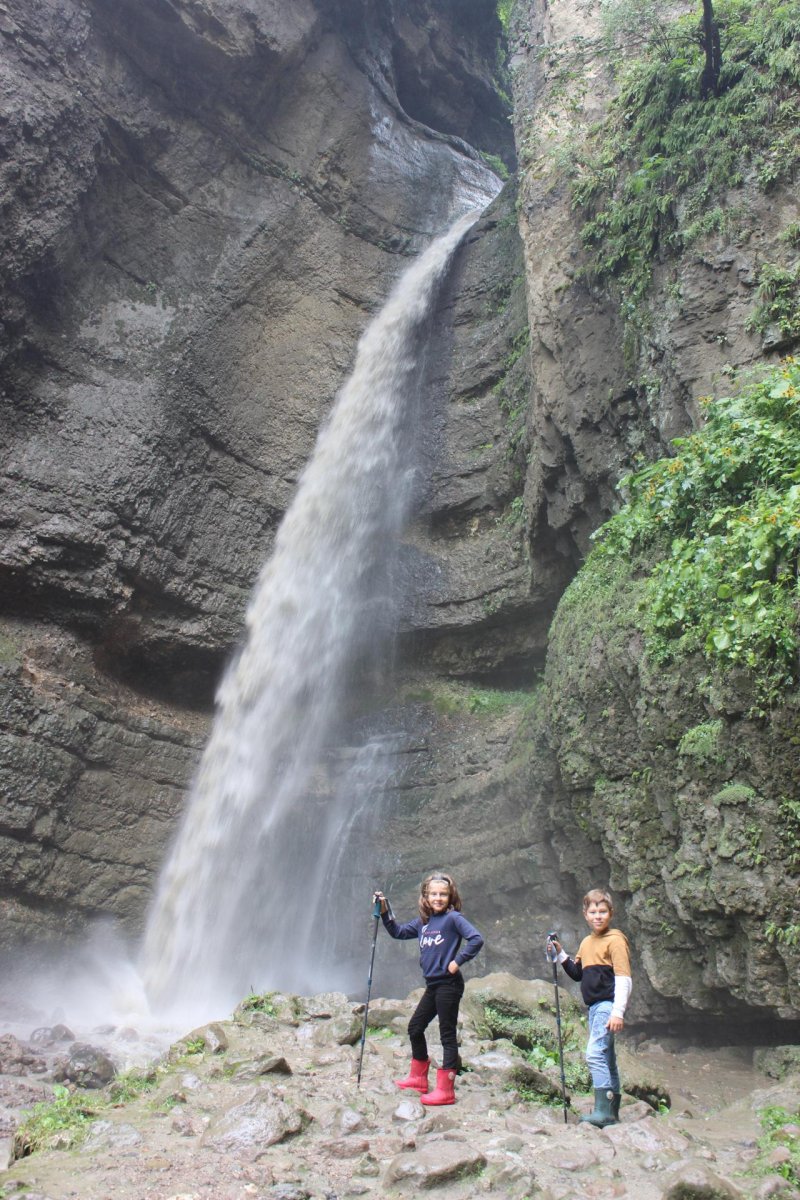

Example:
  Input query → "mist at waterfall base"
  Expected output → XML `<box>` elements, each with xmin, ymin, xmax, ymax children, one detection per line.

<box><xmin>136</xmin><ymin>211</ymin><xmax>481</xmax><ymax>1028</ymax></box>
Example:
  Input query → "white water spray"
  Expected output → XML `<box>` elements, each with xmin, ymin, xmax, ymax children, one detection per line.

<box><xmin>141</xmin><ymin>212</ymin><xmax>479</xmax><ymax>1021</ymax></box>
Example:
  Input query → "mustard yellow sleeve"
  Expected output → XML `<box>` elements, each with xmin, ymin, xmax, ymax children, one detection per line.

<box><xmin>610</xmin><ymin>930</ymin><xmax>631</xmax><ymax>976</ymax></box>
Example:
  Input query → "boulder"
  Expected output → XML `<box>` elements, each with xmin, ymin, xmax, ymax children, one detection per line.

<box><xmin>202</xmin><ymin>1088</ymin><xmax>310</xmax><ymax>1152</ymax></box>
<box><xmin>52</xmin><ymin>1043</ymin><xmax>116</xmax><ymax>1089</ymax></box>
<box><xmin>385</xmin><ymin>1140</ymin><xmax>487</xmax><ymax>1187</ymax></box>
<box><xmin>754</xmin><ymin>1047</ymin><xmax>800</xmax><ymax>1082</ymax></box>
<box><xmin>0</xmin><ymin>1035</ymin><xmax>46</xmax><ymax>1076</ymax></box>
<box><xmin>659</xmin><ymin>1158</ymin><xmax>747</xmax><ymax>1199</ymax></box>
<box><xmin>232</xmin><ymin>1055</ymin><xmax>293</xmax><ymax>1079</ymax></box>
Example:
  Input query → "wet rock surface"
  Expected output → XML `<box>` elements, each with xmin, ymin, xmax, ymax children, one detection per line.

<box><xmin>51</xmin><ymin>1042</ymin><xmax>116</xmax><ymax>1090</ymax></box>
<box><xmin>0</xmin><ymin>617</ymin><xmax>205</xmax><ymax>946</ymax></box>
<box><xmin>540</xmin><ymin>564</ymin><xmax>800</xmax><ymax>1026</ymax></box>
<box><xmin>2</xmin><ymin>0</ymin><xmax>800</xmax><ymax>1042</ymax></box>
<box><xmin>0</xmin><ymin>983</ymin><xmax>797</xmax><ymax>1200</ymax></box>
<box><xmin>510</xmin><ymin>0</ymin><xmax>799</xmax><ymax>571</ymax></box>
<box><xmin>0</xmin><ymin>0</ymin><xmax>505</xmax><ymax>943</ymax></box>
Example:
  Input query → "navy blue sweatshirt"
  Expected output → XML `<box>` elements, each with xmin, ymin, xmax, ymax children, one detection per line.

<box><xmin>382</xmin><ymin>908</ymin><xmax>484</xmax><ymax>982</ymax></box>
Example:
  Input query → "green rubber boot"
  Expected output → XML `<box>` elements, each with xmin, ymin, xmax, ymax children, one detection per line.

<box><xmin>579</xmin><ymin>1088</ymin><xmax>618</xmax><ymax>1128</ymax></box>
<box><xmin>612</xmin><ymin>1093</ymin><xmax>622</xmax><ymax>1121</ymax></box>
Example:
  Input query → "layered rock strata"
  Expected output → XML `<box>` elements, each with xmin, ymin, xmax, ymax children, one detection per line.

<box><xmin>0</xmin><ymin>0</ymin><xmax>506</xmax><ymax>941</ymax></box>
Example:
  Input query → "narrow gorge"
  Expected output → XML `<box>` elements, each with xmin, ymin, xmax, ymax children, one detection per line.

<box><xmin>2</xmin><ymin>0</ymin><xmax>799</xmax><ymax>1062</ymax></box>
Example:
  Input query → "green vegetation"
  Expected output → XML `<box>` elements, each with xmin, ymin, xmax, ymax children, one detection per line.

<box><xmin>481</xmin><ymin>151</ymin><xmax>511</xmax><ymax>181</ymax></box>
<box><xmin>747</xmin><ymin>262</ymin><xmax>800</xmax><ymax>343</ymax></box>
<box><xmin>571</xmin><ymin>0</ymin><xmax>800</xmax><ymax>316</ymax></box>
<box><xmin>482</xmin><ymin>1003</ymin><xmax>553</xmax><ymax>1049</ymax></box>
<box><xmin>765</xmin><ymin>920</ymin><xmax>800</xmax><ymax>947</ymax></box>
<box><xmin>677</xmin><ymin>719</ymin><xmax>724</xmax><ymax>764</ymax></box>
<box><xmin>14</xmin><ymin>1061</ymin><xmax>177</xmax><ymax>1158</ymax></box>
<box><xmin>778</xmin><ymin>795</ymin><xmax>800</xmax><ymax>873</ymax></box>
<box><xmin>750</xmin><ymin>1104</ymin><xmax>800</xmax><ymax>1186</ymax></box>
<box><xmin>14</xmin><ymin>1085</ymin><xmax>101</xmax><ymax>1157</ymax></box>
<box><xmin>239</xmin><ymin>990</ymin><xmax>279</xmax><ymax>1017</ymax></box>
<box><xmin>496</xmin><ymin>0</ymin><xmax>516</xmax><ymax>34</ymax></box>
<box><xmin>497</xmin><ymin>495</ymin><xmax>526</xmax><ymax>529</ymax></box>
<box><xmin>466</xmin><ymin>686</ymin><xmax>533</xmax><ymax>714</ymax></box>
<box><xmin>401</xmin><ymin>681</ymin><xmax>537</xmax><ymax>718</ymax></box>
<box><xmin>712</xmin><ymin>782</ymin><xmax>756</xmax><ymax>805</ymax></box>
<box><xmin>494</xmin><ymin>325</ymin><xmax>530</xmax><ymax>471</ymax></box>
<box><xmin>482</xmin><ymin>1003</ymin><xmax>588</xmax><ymax>1093</ymax></box>
<box><xmin>522</xmin><ymin>1043</ymin><xmax>590</xmax><ymax>1094</ymax></box>
<box><xmin>592</xmin><ymin>358</ymin><xmax>800</xmax><ymax>707</ymax></box>
<box><xmin>107</xmin><ymin>1068</ymin><xmax>159</xmax><ymax>1104</ymax></box>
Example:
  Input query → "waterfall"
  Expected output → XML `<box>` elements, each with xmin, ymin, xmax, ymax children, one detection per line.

<box><xmin>141</xmin><ymin>211</ymin><xmax>479</xmax><ymax>1021</ymax></box>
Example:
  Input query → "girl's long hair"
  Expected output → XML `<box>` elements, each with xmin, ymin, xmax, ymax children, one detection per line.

<box><xmin>418</xmin><ymin>872</ymin><xmax>462</xmax><ymax>921</ymax></box>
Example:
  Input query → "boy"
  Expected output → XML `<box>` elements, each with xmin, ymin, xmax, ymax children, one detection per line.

<box><xmin>551</xmin><ymin>888</ymin><xmax>632</xmax><ymax>1127</ymax></box>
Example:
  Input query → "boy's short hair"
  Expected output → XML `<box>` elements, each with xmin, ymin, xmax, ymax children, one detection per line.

<box><xmin>583</xmin><ymin>888</ymin><xmax>614</xmax><ymax>912</ymax></box>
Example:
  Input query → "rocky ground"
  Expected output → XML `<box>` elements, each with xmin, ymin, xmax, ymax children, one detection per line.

<box><xmin>0</xmin><ymin>973</ymin><xmax>798</xmax><ymax>1200</ymax></box>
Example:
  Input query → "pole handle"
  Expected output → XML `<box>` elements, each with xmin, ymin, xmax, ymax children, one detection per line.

<box><xmin>372</xmin><ymin>897</ymin><xmax>382</xmax><ymax>919</ymax></box>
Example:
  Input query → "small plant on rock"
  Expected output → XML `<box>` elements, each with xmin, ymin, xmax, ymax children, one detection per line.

<box><xmin>239</xmin><ymin>990</ymin><xmax>279</xmax><ymax>1017</ymax></box>
<box><xmin>750</xmin><ymin>1104</ymin><xmax>800</xmax><ymax>1186</ymax></box>
<box><xmin>14</xmin><ymin>1085</ymin><xmax>101</xmax><ymax>1157</ymax></box>
<box><xmin>107</xmin><ymin>1068</ymin><xmax>159</xmax><ymax>1104</ymax></box>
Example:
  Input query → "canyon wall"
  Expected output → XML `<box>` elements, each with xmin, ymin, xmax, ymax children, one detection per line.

<box><xmin>2</xmin><ymin>0</ymin><xmax>798</xmax><ymax>1030</ymax></box>
<box><xmin>0</xmin><ymin>0</ymin><xmax>506</xmax><ymax>944</ymax></box>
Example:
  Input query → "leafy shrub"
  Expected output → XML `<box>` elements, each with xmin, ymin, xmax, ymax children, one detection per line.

<box><xmin>747</xmin><ymin>262</ymin><xmax>800</xmax><ymax>342</ymax></box>
<box><xmin>777</xmin><ymin>795</ymin><xmax>800</xmax><ymax>873</ymax></box>
<box><xmin>482</xmin><ymin>1003</ymin><xmax>558</xmax><ymax>1052</ymax></box>
<box><xmin>523</xmin><ymin>1043</ymin><xmax>590</xmax><ymax>1093</ymax></box>
<box><xmin>497</xmin><ymin>0</ymin><xmax>515</xmax><ymax>33</ymax></box>
<box><xmin>14</xmin><ymin>1085</ymin><xmax>100</xmax><ymax>1157</ymax></box>
<box><xmin>677</xmin><ymin>720</ymin><xmax>724</xmax><ymax>764</ymax></box>
<box><xmin>482</xmin><ymin>1003</ymin><xmax>588</xmax><ymax>1092</ymax></box>
<box><xmin>592</xmin><ymin>358</ymin><xmax>800</xmax><ymax>707</ymax></box>
<box><xmin>765</xmin><ymin>920</ymin><xmax>800</xmax><ymax>947</ymax></box>
<box><xmin>572</xmin><ymin>0</ymin><xmax>800</xmax><ymax>313</ymax></box>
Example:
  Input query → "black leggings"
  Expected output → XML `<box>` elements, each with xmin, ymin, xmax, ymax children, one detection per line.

<box><xmin>408</xmin><ymin>973</ymin><xmax>464</xmax><ymax>1070</ymax></box>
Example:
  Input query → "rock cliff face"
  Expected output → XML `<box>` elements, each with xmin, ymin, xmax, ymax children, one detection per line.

<box><xmin>1</xmin><ymin>0</ymin><xmax>507</xmax><ymax>692</ymax></box>
<box><xmin>542</xmin><ymin>558</ymin><xmax>800</xmax><ymax>1027</ymax></box>
<box><xmin>364</xmin><ymin>0</ymin><xmax>800</xmax><ymax>1030</ymax></box>
<box><xmin>2</xmin><ymin>0</ymin><xmax>799</xmax><ymax>1033</ymax></box>
<box><xmin>0</xmin><ymin>0</ymin><xmax>506</xmax><ymax>944</ymax></box>
<box><xmin>501</xmin><ymin>0</ymin><xmax>800</xmax><ymax>1027</ymax></box>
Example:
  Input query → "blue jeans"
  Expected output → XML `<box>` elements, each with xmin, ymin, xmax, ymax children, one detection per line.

<box><xmin>585</xmin><ymin>1000</ymin><xmax>620</xmax><ymax>1091</ymax></box>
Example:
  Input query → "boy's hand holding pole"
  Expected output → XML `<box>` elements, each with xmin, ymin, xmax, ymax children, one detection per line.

<box><xmin>551</xmin><ymin>932</ymin><xmax>622</xmax><ymax>1031</ymax></box>
<box><xmin>545</xmin><ymin>931</ymin><xmax>569</xmax><ymax>1124</ymax></box>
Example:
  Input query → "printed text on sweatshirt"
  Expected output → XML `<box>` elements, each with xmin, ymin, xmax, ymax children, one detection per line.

<box><xmin>381</xmin><ymin>909</ymin><xmax>484</xmax><ymax>981</ymax></box>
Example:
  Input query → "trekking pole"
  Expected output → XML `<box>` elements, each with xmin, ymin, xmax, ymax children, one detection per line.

<box><xmin>356</xmin><ymin>896</ymin><xmax>382</xmax><ymax>1087</ymax></box>
<box><xmin>546</xmin><ymin>932</ymin><xmax>569</xmax><ymax>1124</ymax></box>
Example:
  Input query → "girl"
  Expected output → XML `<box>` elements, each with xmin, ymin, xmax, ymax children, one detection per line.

<box><xmin>373</xmin><ymin>872</ymin><xmax>483</xmax><ymax>1106</ymax></box>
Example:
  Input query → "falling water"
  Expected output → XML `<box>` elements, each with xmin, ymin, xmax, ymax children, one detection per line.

<box><xmin>141</xmin><ymin>211</ymin><xmax>479</xmax><ymax>1021</ymax></box>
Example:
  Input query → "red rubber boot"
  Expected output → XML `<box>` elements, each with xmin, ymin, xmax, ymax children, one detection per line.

<box><xmin>395</xmin><ymin>1058</ymin><xmax>430</xmax><ymax>1092</ymax></box>
<box><xmin>420</xmin><ymin>1067</ymin><xmax>456</xmax><ymax>1105</ymax></box>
